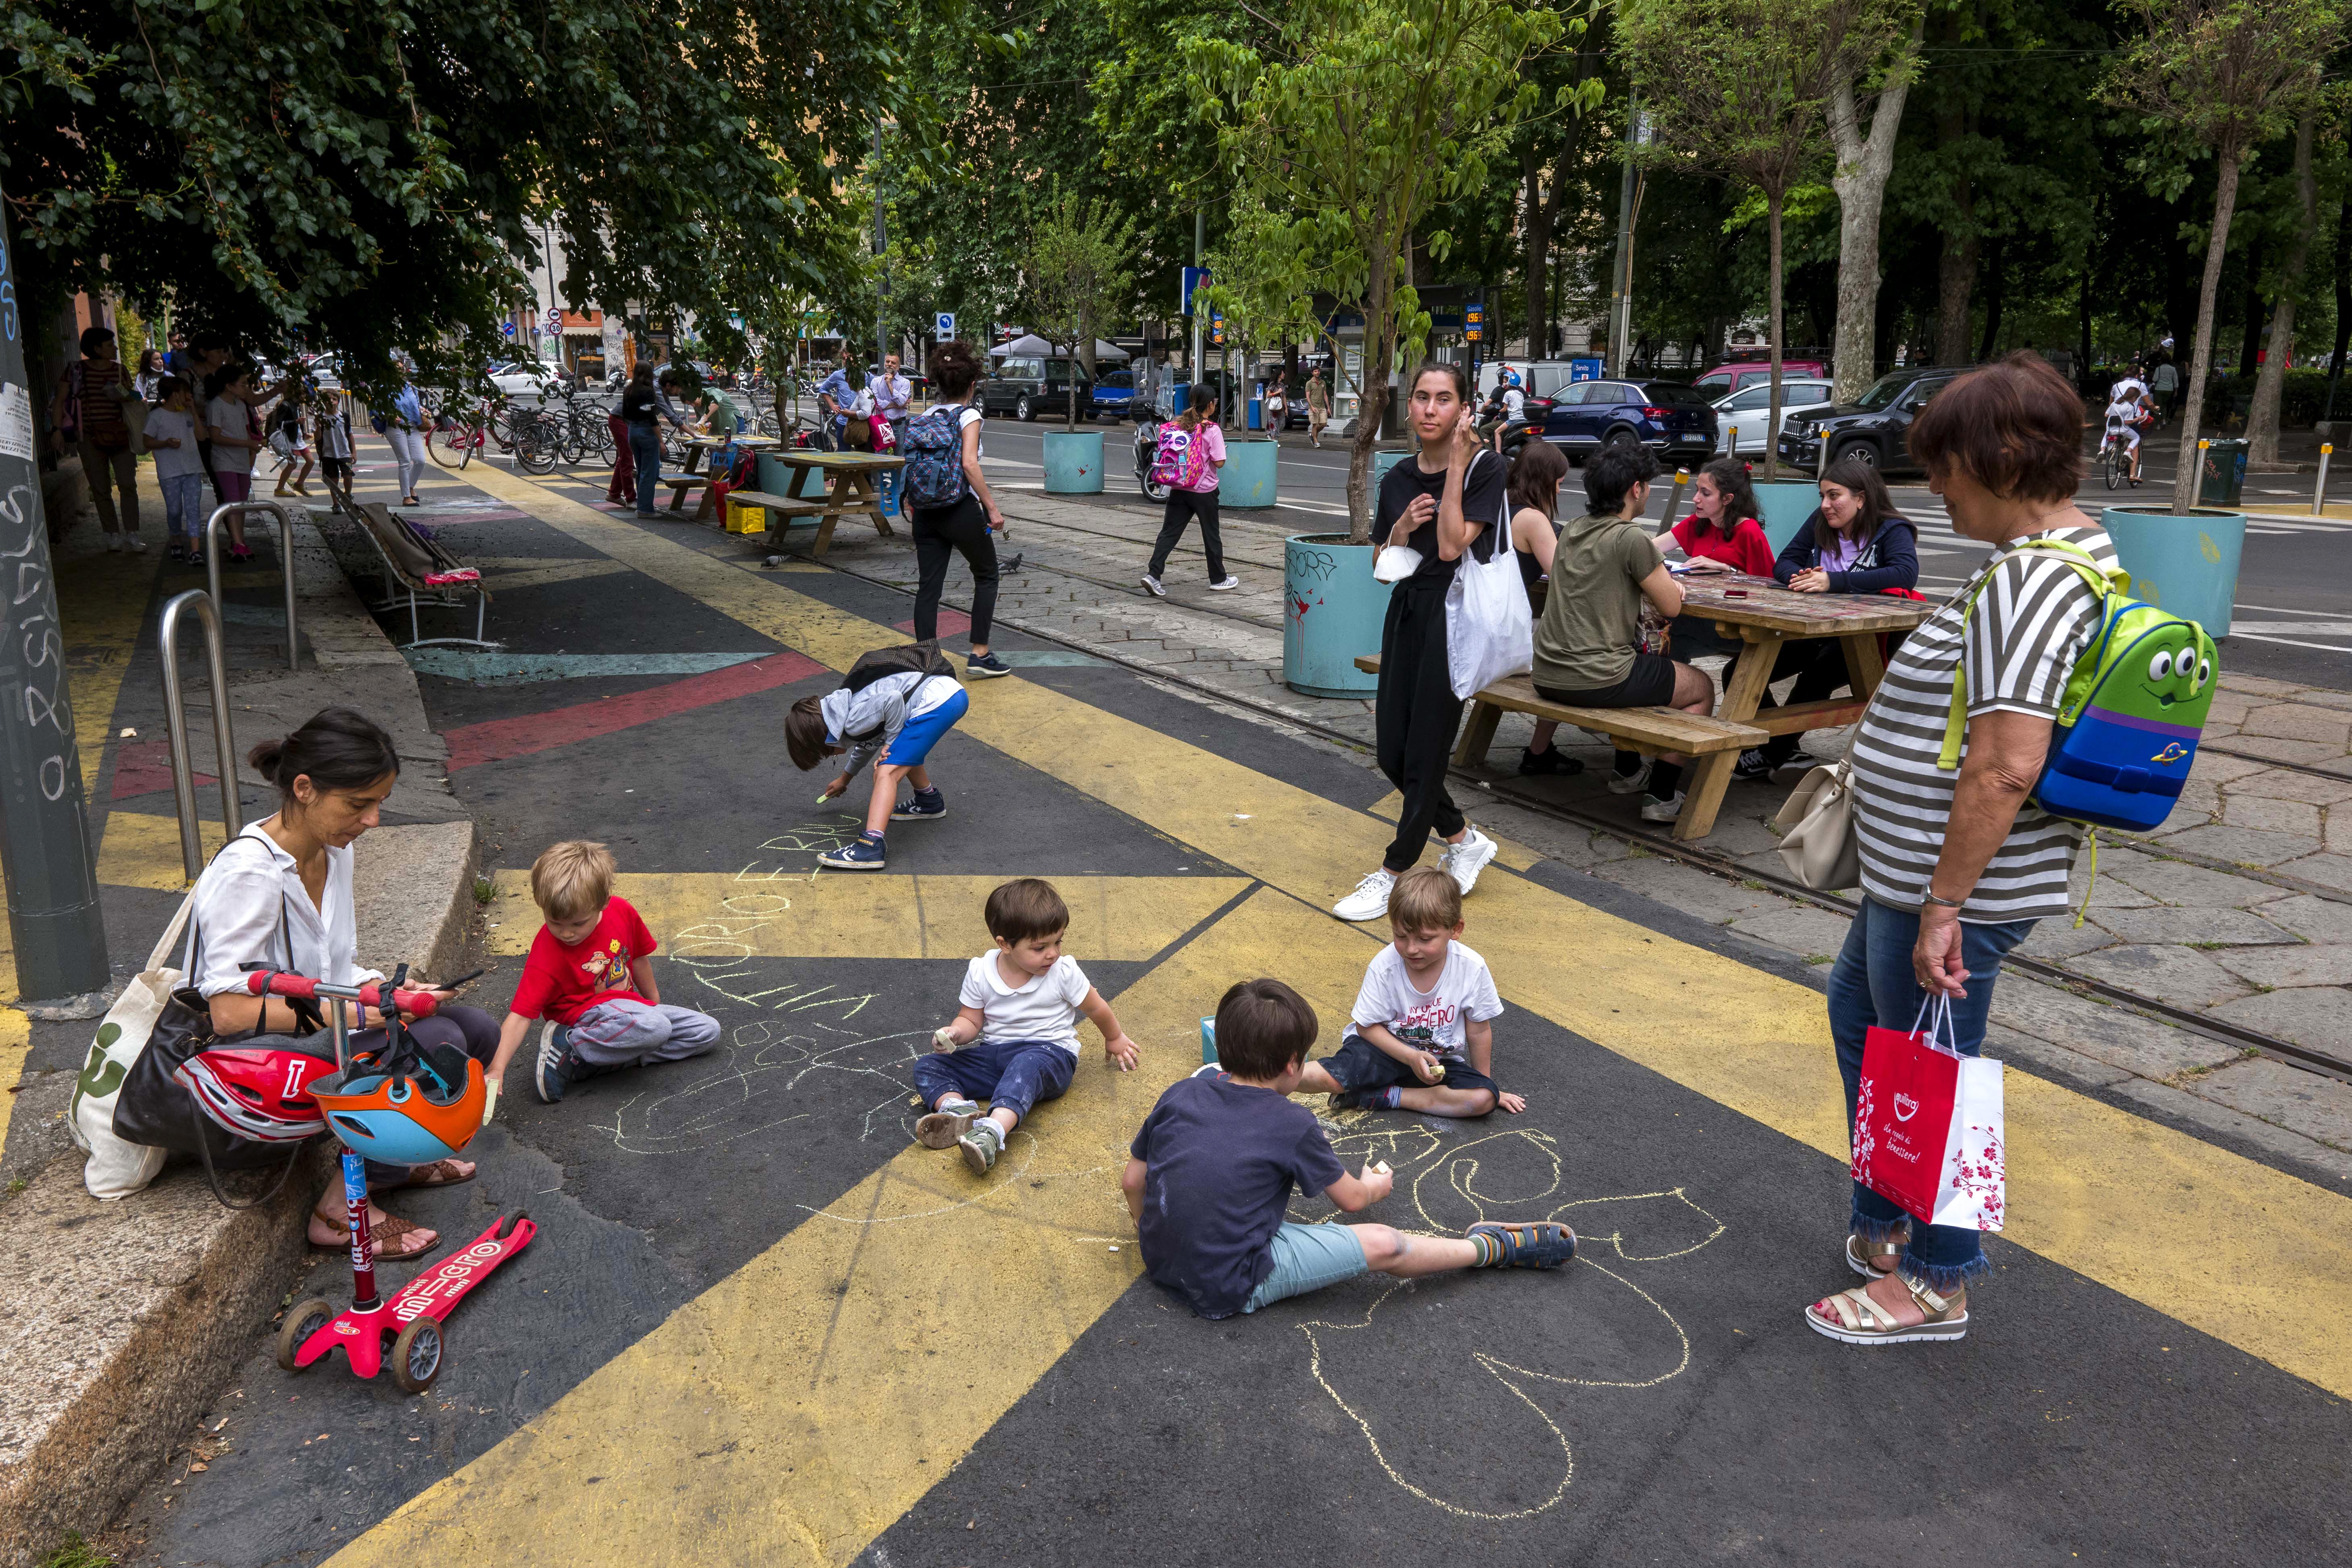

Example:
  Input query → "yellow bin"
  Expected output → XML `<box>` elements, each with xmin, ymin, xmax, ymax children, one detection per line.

<box><xmin>724</xmin><ymin>497</ymin><xmax>767</xmax><ymax>535</ymax></box>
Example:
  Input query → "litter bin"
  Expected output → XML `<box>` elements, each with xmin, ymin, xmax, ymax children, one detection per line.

<box><xmin>2198</xmin><ymin>438</ymin><xmax>2248</xmax><ymax>507</ymax></box>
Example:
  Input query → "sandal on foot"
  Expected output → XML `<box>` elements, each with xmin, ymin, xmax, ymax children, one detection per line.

<box><xmin>308</xmin><ymin>1209</ymin><xmax>442</xmax><ymax>1262</ymax></box>
<box><xmin>389</xmin><ymin>1157</ymin><xmax>476</xmax><ymax>1191</ymax></box>
<box><xmin>1846</xmin><ymin>1227</ymin><xmax>1908</xmax><ymax>1278</ymax></box>
<box><xmin>1469</xmin><ymin>1220</ymin><xmax>1578</xmax><ymax>1269</ymax></box>
<box><xmin>1806</xmin><ymin>1275</ymin><xmax>1967</xmax><ymax>1346</ymax></box>
<box><xmin>959</xmin><ymin>1118</ymin><xmax>1005</xmax><ymax>1175</ymax></box>
<box><xmin>916</xmin><ymin>1101</ymin><xmax>978</xmax><ymax>1149</ymax></box>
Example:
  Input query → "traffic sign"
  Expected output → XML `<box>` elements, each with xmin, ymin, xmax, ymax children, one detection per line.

<box><xmin>546</xmin><ymin>307</ymin><xmax>561</xmax><ymax>330</ymax></box>
<box><xmin>502</xmin><ymin>321</ymin><xmax>516</xmax><ymax>337</ymax></box>
<box><xmin>936</xmin><ymin>312</ymin><xmax>956</xmax><ymax>339</ymax></box>
<box><xmin>1181</xmin><ymin>267</ymin><xmax>1211</xmax><ymax>316</ymax></box>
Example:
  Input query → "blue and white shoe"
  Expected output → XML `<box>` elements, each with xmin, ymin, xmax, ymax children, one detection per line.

<box><xmin>534</xmin><ymin>1022</ymin><xmax>581</xmax><ymax>1104</ymax></box>
<box><xmin>819</xmin><ymin>833</ymin><xmax>888</xmax><ymax>870</ymax></box>
<box><xmin>892</xmin><ymin>789</ymin><xmax>947</xmax><ymax>821</ymax></box>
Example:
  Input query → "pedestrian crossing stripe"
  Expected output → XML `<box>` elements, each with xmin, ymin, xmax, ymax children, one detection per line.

<box><xmin>325</xmin><ymin>457</ymin><xmax>2352</xmax><ymax>1568</ymax></box>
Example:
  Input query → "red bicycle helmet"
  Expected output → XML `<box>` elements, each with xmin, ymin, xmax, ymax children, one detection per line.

<box><xmin>176</xmin><ymin>1046</ymin><xmax>336</xmax><ymax>1143</ymax></box>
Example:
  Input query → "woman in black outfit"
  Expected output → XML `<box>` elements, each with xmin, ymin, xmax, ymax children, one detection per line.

<box><xmin>908</xmin><ymin>341</ymin><xmax>1011</xmax><ymax>678</ymax></box>
<box><xmin>619</xmin><ymin>365</ymin><xmax>664</xmax><ymax>518</ymax></box>
<box><xmin>1733</xmin><ymin>458</ymin><xmax>1920</xmax><ymax>779</ymax></box>
<box><xmin>1332</xmin><ymin>363</ymin><xmax>1505</xmax><ymax>924</ymax></box>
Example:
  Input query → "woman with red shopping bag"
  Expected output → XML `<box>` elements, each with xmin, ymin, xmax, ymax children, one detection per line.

<box><xmin>1805</xmin><ymin>353</ymin><xmax>2119</xmax><ymax>1347</ymax></box>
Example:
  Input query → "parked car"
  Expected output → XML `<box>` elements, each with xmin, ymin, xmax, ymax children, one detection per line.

<box><xmin>1775</xmin><ymin>366</ymin><xmax>1964</xmax><ymax>474</ymax></box>
<box><xmin>980</xmin><ymin>355</ymin><xmax>1093</xmax><ymax>421</ymax></box>
<box><xmin>1712</xmin><ymin>378</ymin><xmax>1833</xmax><ymax>458</ymax></box>
<box><xmin>1091</xmin><ymin>369</ymin><xmax>1135</xmax><ymax>422</ymax></box>
<box><xmin>1692</xmin><ymin>357</ymin><xmax>1832</xmax><ymax>399</ymax></box>
<box><xmin>1511</xmin><ymin>377</ymin><xmax>1717</xmax><ymax>465</ymax></box>
<box><xmin>488</xmin><ymin>361</ymin><xmax>555</xmax><ymax>397</ymax></box>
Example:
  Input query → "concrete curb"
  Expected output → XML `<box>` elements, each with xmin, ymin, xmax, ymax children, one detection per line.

<box><xmin>0</xmin><ymin>501</ymin><xmax>480</xmax><ymax>1567</ymax></box>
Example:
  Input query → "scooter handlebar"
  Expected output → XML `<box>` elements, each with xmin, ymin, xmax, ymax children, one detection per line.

<box><xmin>243</xmin><ymin>970</ymin><xmax>441</xmax><ymax>1017</ymax></box>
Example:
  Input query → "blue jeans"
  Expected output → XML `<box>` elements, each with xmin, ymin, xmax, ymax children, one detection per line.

<box><xmin>1826</xmin><ymin>897</ymin><xmax>2033</xmax><ymax>1291</ymax></box>
<box><xmin>629</xmin><ymin>423</ymin><xmax>661</xmax><ymax>515</ymax></box>
<box><xmin>909</xmin><ymin>1037</ymin><xmax>1075</xmax><ymax>1126</ymax></box>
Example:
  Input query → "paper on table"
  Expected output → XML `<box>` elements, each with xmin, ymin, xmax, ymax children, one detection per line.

<box><xmin>0</xmin><ymin>383</ymin><xmax>34</xmax><ymax>462</ymax></box>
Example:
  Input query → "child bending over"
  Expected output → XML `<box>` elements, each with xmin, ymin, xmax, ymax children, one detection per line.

<box><xmin>915</xmin><ymin>877</ymin><xmax>1139</xmax><ymax>1175</ymax></box>
<box><xmin>1125</xmin><ymin>978</ymin><xmax>1574</xmax><ymax>1319</ymax></box>
<box><xmin>1297</xmin><ymin>865</ymin><xmax>1525</xmax><ymax>1117</ymax></box>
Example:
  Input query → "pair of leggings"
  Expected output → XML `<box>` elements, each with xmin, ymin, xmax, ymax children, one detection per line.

<box><xmin>159</xmin><ymin>473</ymin><xmax>204</xmax><ymax>544</ymax></box>
<box><xmin>1374</xmin><ymin>577</ymin><xmax>1465</xmax><ymax>872</ymax></box>
<box><xmin>77</xmin><ymin>439</ymin><xmax>139</xmax><ymax>535</ymax></box>
<box><xmin>909</xmin><ymin>1037</ymin><xmax>1076</xmax><ymax>1127</ymax></box>
<box><xmin>350</xmin><ymin>1003</ymin><xmax>500</xmax><ymax>1191</ymax></box>
<box><xmin>386</xmin><ymin>426</ymin><xmax>428</xmax><ymax>498</ymax></box>
<box><xmin>1148</xmin><ymin>488</ymin><xmax>1225</xmax><ymax>581</ymax></box>
<box><xmin>911</xmin><ymin>493</ymin><xmax>999</xmax><ymax>647</ymax></box>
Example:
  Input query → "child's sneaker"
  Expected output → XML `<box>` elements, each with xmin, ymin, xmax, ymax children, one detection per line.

<box><xmin>1469</xmin><ymin>1220</ymin><xmax>1578</xmax><ymax>1269</ymax></box>
<box><xmin>819</xmin><ymin>832</ymin><xmax>887</xmax><ymax>870</ymax></box>
<box><xmin>958</xmin><ymin>1118</ymin><xmax>1005</xmax><ymax>1175</ymax></box>
<box><xmin>917</xmin><ymin>1096</ymin><xmax>980</xmax><ymax>1148</ymax></box>
<box><xmin>893</xmin><ymin>788</ymin><xmax>947</xmax><ymax>821</ymax></box>
<box><xmin>534</xmin><ymin>1022</ymin><xmax>582</xmax><ymax>1103</ymax></box>
<box><xmin>965</xmin><ymin>652</ymin><xmax>1011</xmax><ymax>679</ymax></box>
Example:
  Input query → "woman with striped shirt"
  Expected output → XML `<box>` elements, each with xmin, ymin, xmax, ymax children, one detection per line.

<box><xmin>1807</xmin><ymin>353</ymin><xmax>2119</xmax><ymax>1349</ymax></box>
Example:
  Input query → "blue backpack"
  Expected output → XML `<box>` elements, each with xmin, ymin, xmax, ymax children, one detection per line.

<box><xmin>901</xmin><ymin>404</ymin><xmax>968</xmax><ymax>509</ymax></box>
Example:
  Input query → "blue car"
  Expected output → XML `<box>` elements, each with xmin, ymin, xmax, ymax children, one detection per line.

<box><xmin>1511</xmin><ymin>377</ymin><xmax>1717</xmax><ymax>465</ymax></box>
<box><xmin>1091</xmin><ymin>370</ymin><xmax>1136</xmax><ymax>422</ymax></box>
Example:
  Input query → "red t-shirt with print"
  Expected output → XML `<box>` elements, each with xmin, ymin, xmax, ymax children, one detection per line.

<box><xmin>1672</xmin><ymin>514</ymin><xmax>1776</xmax><ymax>577</ymax></box>
<box><xmin>510</xmin><ymin>897</ymin><xmax>657</xmax><ymax>1025</ymax></box>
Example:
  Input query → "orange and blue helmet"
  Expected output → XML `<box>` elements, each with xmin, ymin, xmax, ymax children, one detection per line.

<box><xmin>308</xmin><ymin>1039</ymin><xmax>485</xmax><ymax>1165</ymax></box>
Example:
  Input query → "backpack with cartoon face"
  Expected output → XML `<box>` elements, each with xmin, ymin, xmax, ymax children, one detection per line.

<box><xmin>1939</xmin><ymin>538</ymin><xmax>2218</xmax><ymax>833</ymax></box>
<box><xmin>1150</xmin><ymin>422</ymin><xmax>1211</xmax><ymax>490</ymax></box>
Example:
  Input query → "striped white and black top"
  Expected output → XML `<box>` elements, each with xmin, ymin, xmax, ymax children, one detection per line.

<box><xmin>1852</xmin><ymin>524</ymin><xmax>2118</xmax><ymax>924</ymax></box>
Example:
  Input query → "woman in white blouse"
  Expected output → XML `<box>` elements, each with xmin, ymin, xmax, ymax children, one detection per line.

<box><xmin>188</xmin><ymin>708</ymin><xmax>498</xmax><ymax>1260</ymax></box>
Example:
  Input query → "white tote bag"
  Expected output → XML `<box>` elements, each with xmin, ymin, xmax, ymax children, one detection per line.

<box><xmin>67</xmin><ymin>895</ymin><xmax>194</xmax><ymax>1200</ymax></box>
<box><xmin>1443</xmin><ymin>456</ymin><xmax>1534</xmax><ymax>699</ymax></box>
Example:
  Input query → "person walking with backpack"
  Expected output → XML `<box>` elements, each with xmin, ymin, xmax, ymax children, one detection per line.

<box><xmin>1141</xmin><ymin>385</ymin><xmax>1239</xmax><ymax>598</ymax></box>
<box><xmin>899</xmin><ymin>341</ymin><xmax>1012</xmax><ymax>679</ymax></box>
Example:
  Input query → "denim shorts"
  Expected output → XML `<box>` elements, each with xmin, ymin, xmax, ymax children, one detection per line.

<box><xmin>881</xmin><ymin>686</ymin><xmax>971</xmax><ymax>766</ymax></box>
<box><xmin>1243</xmin><ymin>1221</ymin><xmax>1370</xmax><ymax>1313</ymax></box>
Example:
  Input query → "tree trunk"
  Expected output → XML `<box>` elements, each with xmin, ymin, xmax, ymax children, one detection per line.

<box><xmin>1764</xmin><ymin>189</ymin><xmax>1786</xmax><ymax>482</ymax></box>
<box><xmin>1827</xmin><ymin>23</ymin><xmax>1923</xmax><ymax>403</ymax></box>
<box><xmin>1521</xmin><ymin>145</ymin><xmax>1552</xmax><ymax>366</ymax></box>
<box><xmin>1976</xmin><ymin>238</ymin><xmax>2005</xmax><ymax>361</ymax></box>
<box><xmin>1349</xmin><ymin>253</ymin><xmax>1397</xmax><ymax>544</ymax></box>
<box><xmin>2249</xmin><ymin>104</ymin><xmax>2319</xmax><ymax>465</ymax></box>
<box><xmin>2237</xmin><ymin>238</ymin><xmax>2266</xmax><ymax>378</ymax></box>
<box><xmin>2174</xmin><ymin>143</ymin><xmax>2247</xmax><ymax>515</ymax></box>
<box><xmin>2326</xmin><ymin>197</ymin><xmax>2352</xmax><ymax>420</ymax></box>
<box><xmin>1932</xmin><ymin>16</ymin><xmax>1976</xmax><ymax>368</ymax></box>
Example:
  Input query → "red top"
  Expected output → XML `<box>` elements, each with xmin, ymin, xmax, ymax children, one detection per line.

<box><xmin>1673</xmin><ymin>514</ymin><xmax>1775</xmax><ymax>577</ymax></box>
<box><xmin>511</xmin><ymin>896</ymin><xmax>657</xmax><ymax>1025</ymax></box>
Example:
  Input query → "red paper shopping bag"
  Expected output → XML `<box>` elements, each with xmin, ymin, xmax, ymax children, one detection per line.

<box><xmin>1851</xmin><ymin>1000</ymin><xmax>2007</xmax><ymax>1231</ymax></box>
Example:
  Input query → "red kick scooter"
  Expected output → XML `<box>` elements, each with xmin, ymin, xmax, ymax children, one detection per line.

<box><xmin>262</xmin><ymin>965</ymin><xmax>536</xmax><ymax>1394</ymax></box>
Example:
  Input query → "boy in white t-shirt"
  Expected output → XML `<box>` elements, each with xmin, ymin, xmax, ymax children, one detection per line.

<box><xmin>914</xmin><ymin>878</ymin><xmax>1141</xmax><ymax>1174</ymax></box>
<box><xmin>1298</xmin><ymin>866</ymin><xmax>1526</xmax><ymax>1118</ymax></box>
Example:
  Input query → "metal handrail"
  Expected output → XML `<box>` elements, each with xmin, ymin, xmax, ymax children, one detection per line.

<box><xmin>204</xmin><ymin>501</ymin><xmax>301</xmax><ymax>671</ymax></box>
<box><xmin>158</xmin><ymin>591</ymin><xmax>242</xmax><ymax>881</ymax></box>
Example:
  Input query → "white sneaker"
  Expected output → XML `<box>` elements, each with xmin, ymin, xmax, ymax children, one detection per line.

<box><xmin>1332</xmin><ymin>868</ymin><xmax>1397</xmax><ymax>922</ymax></box>
<box><xmin>1140</xmin><ymin>573</ymin><xmax>1167</xmax><ymax>597</ymax></box>
<box><xmin>1607</xmin><ymin>758</ymin><xmax>1653</xmax><ymax>795</ymax></box>
<box><xmin>124</xmin><ymin>534</ymin><xmax>147</xmax><ymax>554</ymax></box>
<box><xmin>1440</xmin><ymin>827</ymin><xmax>1499</xmax><ymax>896</ymax></box>
<box><xmin>104</xmin><ymin>534</ymin><xmax>124</xmax><ymax>553</ymax></box>
<box><xmin>1209</xmin><ymin>576</ymin><xmax>1241</xmax><ymax>591</ymax></box>
<box><xmin>1639</xmin><ymin>791</ymin><xmax>1687</xmax><ymax>824</ymax></box>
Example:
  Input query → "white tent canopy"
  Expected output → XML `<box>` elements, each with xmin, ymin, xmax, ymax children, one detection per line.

<box><xmin>988</xmin><ymin>334</ymin><xmax>1131</xmax><ymax>362</ymax></box>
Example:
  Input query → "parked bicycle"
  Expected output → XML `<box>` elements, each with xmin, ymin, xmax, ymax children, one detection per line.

<box><xmin>428</xmin><ymin>402</ymin><xmax>504</xmax><ymax>469</ymax></box>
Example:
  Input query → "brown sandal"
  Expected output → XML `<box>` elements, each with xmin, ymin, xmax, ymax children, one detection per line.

<box><xmin>387</xmin><ymin>1157</ymin><xmax>476</xmax><ymax>1191</ymax></box>
<box><xmin>1845</xmin><ymin>1226</ymin><xmax>1909</xmax><ymax>1277</ymax></box>
<box><xmin>309</xmin><ymin>1209</ymin><xmax>442</xmax><ymax>1261</ymax></box>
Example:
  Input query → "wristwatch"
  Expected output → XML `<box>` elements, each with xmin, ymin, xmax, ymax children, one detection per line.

<box><xmin>1921</xmin><ymin>891</ymin><xmax>1965</xmax><ymax>909</ymax></box>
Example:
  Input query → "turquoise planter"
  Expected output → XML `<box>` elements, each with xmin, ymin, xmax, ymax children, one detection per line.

<box><xmin>2102</xmin><ymin>506</ymin><xmax>2246</xmax><ymax>638</ymax></box>
<box><xmin>1753</xmin><ymin>480</ymin><xmax>1821</xmax><ymax>554</ymax></box>
<box><xmin>1372</xmin><ymin>449</ymin><xmax>1419</xmax><ymax>489</ymax></box>
<box><xmin>755</xmin><ymin>453</ymin><xmax>827</xmax><ymax>500</ymax></box>
<box><xmin>1220</xmin><ymin>438</ymin><xmax>1279</xmax><ymax>507</ymax></box>
<box><xmin>1042</xmin><ymin>430</ymin><xmax>1104</xmax><ymax>494</ymax></box>
<box><xmin>1285</xmin><ymin>534</ymin><xmax>1394</xmax><ymax>698</ymax></box>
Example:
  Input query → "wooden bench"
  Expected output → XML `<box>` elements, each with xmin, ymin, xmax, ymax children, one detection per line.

<box><xmin>1353</xmin><ymin>656</ymin><xmax>1766</xmax><ymax>840</ymax></box>
<box><xmin>661</xmin><ymin>474</ymin><xmax>710</xmax><ymax>513</ymax></box>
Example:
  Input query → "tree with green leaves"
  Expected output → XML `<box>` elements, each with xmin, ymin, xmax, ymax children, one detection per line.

<box><xmin>2109</xmin><ymin>0</ymin><xmax>2348</xmax><ymax>513</ymax></box>
<box><xmin>1197</xmin><ymin>196</ymin><xmax>1323</xmax><ymax>435</ymax></box>
<box><xmin>1024</xmin><ymin>184</ymin><xmax>1140</xmax><ymax>431</ymax></box>
<box><xmin>1187</xmin><ymin>0</ymin><xmax>1572</xmax><ymax>541</ymax></box>
<box><xmin>1620</xmin><ymin>0</ymin><xmax>1842</xmax><ymax>478</ymax></box>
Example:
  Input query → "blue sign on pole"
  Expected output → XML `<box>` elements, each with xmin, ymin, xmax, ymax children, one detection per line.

<box><xmin>1181</xmin><ymin>267</ymin><xmax>1211</xmax><ymax>316</ymax></box>
<box><xmin>936</xmin><ymin>312</ymin><xmax>956</xmax><ymax>339</ymax></box>
<box><xmin>501</xmin><ymin>321</ymin><xmax>516</xmax><ymax>337</ymax></box>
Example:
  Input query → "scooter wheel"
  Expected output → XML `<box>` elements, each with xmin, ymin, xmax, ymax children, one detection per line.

<box><xmin>390</xmin><ymin>1317</ymin><xmax>444</xmax><ymax>1395</ymax></box>
<box><xmin>276</xmin><ymin>1298</ymin><xmax>334</xmax><ymax>1372</ymax></box>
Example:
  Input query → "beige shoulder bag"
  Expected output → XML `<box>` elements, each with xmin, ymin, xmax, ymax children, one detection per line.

<box><xmin>1773</xmin><ymin>758</ymin><xmax>1861</xmax><ymax>891</ymax></box>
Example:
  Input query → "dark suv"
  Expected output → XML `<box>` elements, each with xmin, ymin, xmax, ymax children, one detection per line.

<box><xmin>1776</xmin><ymin>367</ymin><xmax>1962</xmax><ymax>474</ymax></box>
<box><xmin>979</xmin><ymin>355</ymin><xmax>1093</xmax><ymax>421</ymax></box>
<box><xmin>1511</xmin><ymin>378</ymin><xmax>1717</xmax><ymax>464</ymax></box>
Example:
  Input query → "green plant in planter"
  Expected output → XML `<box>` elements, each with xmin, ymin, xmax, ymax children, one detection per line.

<box><xmin>1196</xmin><ymin>194</ymin><xmax>1321</xmax><ymax>437</ymax></box>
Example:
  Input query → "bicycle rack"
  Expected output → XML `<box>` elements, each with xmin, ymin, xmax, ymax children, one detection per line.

<box><xmin>204</xmin><ymin>501</ymin><xmax>302</xmax><ymax>671</ymax></box>
<box><xmin>158</xmin><ymin>591</ymin><xmax>243</xmax><ymax>881</ymax></box>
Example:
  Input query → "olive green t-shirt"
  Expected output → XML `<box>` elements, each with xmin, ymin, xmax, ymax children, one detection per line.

<box><xmin>1530</xmin><ymin>512</ymin><xmax>1666</xmax><ymax>692</ymax></box>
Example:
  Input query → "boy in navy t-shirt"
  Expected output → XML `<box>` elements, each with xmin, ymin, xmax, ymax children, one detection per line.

<box><xmin>1122</xmin><ymin>978</ymin><xmax>1577</xmax><ymax>1319</ymax></box>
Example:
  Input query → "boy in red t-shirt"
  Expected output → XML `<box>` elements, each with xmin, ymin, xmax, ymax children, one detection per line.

<box><xmin>486</xmin><ymin>840</ymin><xmax>720</xmax><ymax>1108</ymax></box>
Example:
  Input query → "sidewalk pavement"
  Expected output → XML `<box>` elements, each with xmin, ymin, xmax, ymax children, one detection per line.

<box><xmin>793</xmin><ymin>485</ymin><xmax>2352</xmax><ymax>1188</ymax></box>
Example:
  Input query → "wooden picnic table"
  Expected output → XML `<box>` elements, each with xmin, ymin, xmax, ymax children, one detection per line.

<box><xmin>675</xmin><ymin>435</ymin><xmax>785</xmax><ymax>519</ymax></box>
<box><xmin>743</xmin><ymin>450</ymin><xmax>906</xmax><ymax>556</ymax></box>
<box><xmin>1671</xmin><ymin>572</ymin><xmax>1935</xmax><ymax>837</ymax></box>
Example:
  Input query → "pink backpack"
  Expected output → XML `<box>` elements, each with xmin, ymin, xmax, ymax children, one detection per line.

<box><xmin>1150</xmin><ymin>423</ymin><xmax>1210</xmax><ymax>490</ymax></box>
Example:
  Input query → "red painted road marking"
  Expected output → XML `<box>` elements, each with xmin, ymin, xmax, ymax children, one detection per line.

<box><xmin>444</xmin><ymin>652</ymin><xmax>826</xmax><ymax>771</ymax></box>
<box><xmin>893</xmin><ymin>611</ymin><xmax>971</xmax><ymax>637</ymax></box>
<box><xmin>113</xmin><ymin>740</ymin><xmax>215</xmax><ymax>799</ymax></box>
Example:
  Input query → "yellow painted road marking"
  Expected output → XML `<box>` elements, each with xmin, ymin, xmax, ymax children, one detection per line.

<box><xmin>332</xmin><ymin>887</ymin><xmax>1364</xmax><ymax>1567</ymax></box>
<box><xmin>483</xmin><ymin>871</ymin><xmax>1251</xmax><ymax>963</ymax></box>
<box><xmin>93</xmin><ymin>810</ymin><xmax>229</xmax><ymax>892</ymax></box>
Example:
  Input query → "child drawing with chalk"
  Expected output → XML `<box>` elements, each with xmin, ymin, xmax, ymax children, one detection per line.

<box><xmin>1124</xmin><ymin>978</ymin><xmax>1574</xmax><ymax>1319</ymax></box>
<box><xmin>914</xmin><ymin>878</ymin><xmax>1141</xmax><ymax>1174</ymax></box>
<box><xmin>1295</xmin><ymin>866</ymin><xmax>1525</xmax><ymax>1117</ymax></box>
<box><xmin>785</xmin><ymin>642</ymin><xmax>970</xmax><ymax>871</ymax></box>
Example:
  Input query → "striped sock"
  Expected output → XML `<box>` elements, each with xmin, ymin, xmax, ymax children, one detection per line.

<box><xmin>1470</xmin><ymin>1231</ymin><xmax>1501</xmax><ymax>1267</ymax></box>
<box><xmin>1380</xmin><ymin>1086</ymin><xmax>1403</xmax><ymax>1109</ymax></box>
